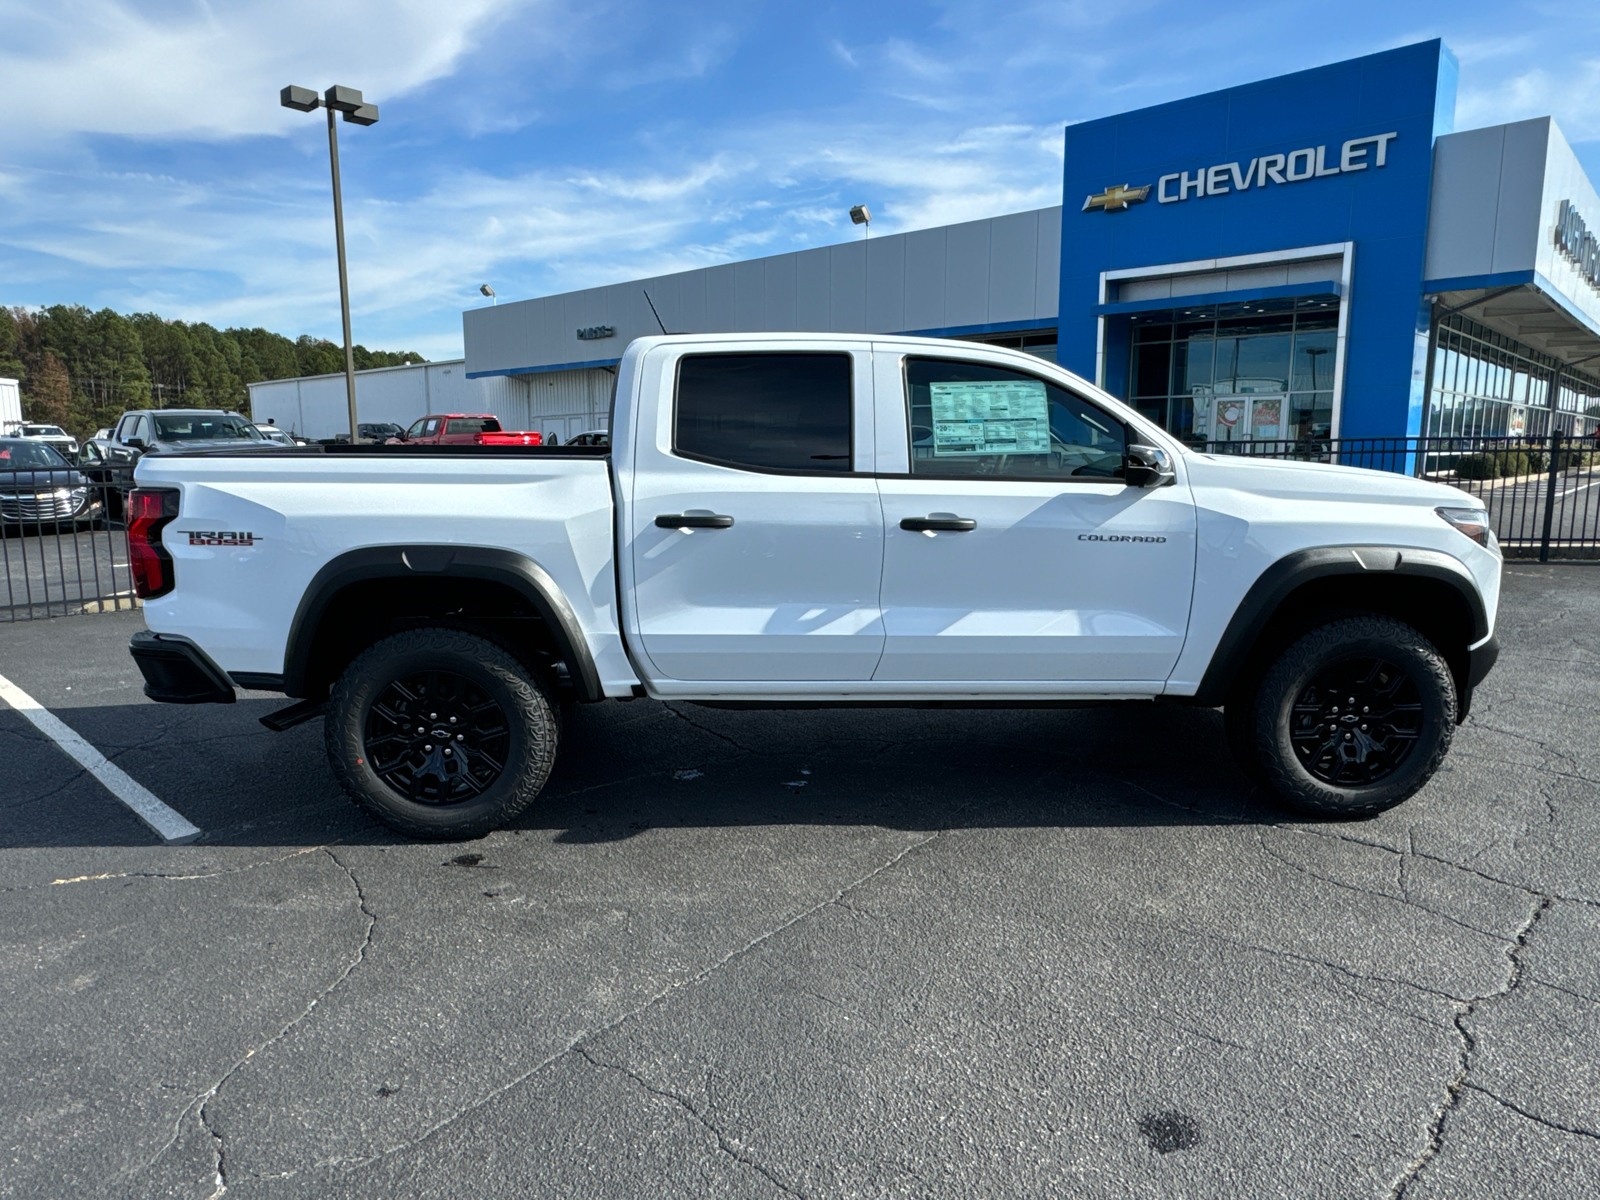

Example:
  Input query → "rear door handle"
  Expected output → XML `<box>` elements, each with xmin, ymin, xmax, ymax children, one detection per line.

<box><xmin>656</xmin><ymin>513</ymin><xmax>735</xmax><ymax>529</ymax></box>
<box><xmin>900</xmin><ymin>516</ymin><xmax>977</xmax><ymax>532</ymax></box>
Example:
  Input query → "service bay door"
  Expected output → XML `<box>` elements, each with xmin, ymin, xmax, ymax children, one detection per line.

<box><xmin>872</xmin><ymin>350</ymin><xmax>1196</xmax><ymax>685</ymax></box>
<box><xmin>626</xmin><ymin>345</ymin><xmax>885</xmax><ymax>682</ymax></box>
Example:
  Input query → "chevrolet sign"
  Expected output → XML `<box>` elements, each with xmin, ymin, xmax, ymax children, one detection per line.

<box><xmin>1081</xmin><ymin>132</ymin><xmax>1398</xmax><ymax>213</ymax></box>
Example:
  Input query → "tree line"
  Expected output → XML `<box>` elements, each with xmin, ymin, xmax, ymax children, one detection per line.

<box><xmin>0</xmin><ymin>305</ymin><xmax>423</xmax><ymax>438</ymax></box>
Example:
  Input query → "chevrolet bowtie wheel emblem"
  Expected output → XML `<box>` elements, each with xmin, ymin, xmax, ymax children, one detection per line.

<box><xmin>1082</xmin><ymin>183</ymin><xmax>1151</xmax><ymax>213</ymax></box>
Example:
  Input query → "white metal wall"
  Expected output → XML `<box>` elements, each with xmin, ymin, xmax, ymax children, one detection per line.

<box><xmin>247</xmin><ymin>360</ymin><xmax>612</xmax><ymax>443</ymax></box>
<box><xmin>0</xmin><ymin>378</ymin><xmax>20</xmax><ymax>432</ymax></box>
<box><xmin>463</xmin><ymin>207</ymin><xmax>1064</xmax><ymax>378</ymax></box>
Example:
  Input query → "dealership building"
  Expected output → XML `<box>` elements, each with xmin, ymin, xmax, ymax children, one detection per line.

<box><xmin>255</xmin><ymin>40</ymin><xmax>1600</xmax><ymax>451</ymax></box>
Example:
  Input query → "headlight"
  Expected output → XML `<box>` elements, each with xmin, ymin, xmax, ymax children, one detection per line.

<box><xmin>70</xmin><ymin>487</ymin><xmax>90</xmax><ymax>504</ymax></box>
<box><xmin>1436</xmin><ymin>506</ymin><xmax>1492</xmax><ymax>548</ymax></box>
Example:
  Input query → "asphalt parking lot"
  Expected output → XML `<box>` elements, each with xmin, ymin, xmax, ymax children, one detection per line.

<box><xmin>2</xmin><ymin>563</ymin><xmax>1597</xmax><ymax>1199</ymax></box>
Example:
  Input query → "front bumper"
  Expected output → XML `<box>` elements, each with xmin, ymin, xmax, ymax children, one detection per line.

<box><xmin>1468</xmin><ymin>635</ymin><xmax>1500</xmax><ymax>688</ymax></box>
<box><xmin>129</xmin><ymin>631</ymin><xmax>236</xmax><ymax>704</ymax></box>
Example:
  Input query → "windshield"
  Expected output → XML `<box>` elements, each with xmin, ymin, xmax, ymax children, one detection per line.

<box><xmin>21</xmin><ymin>425</ymin><xmax>67</xmax><ymax>437</ymax></box>
<box><xmin>0</xmin><ymin>441</ymin><xmax>70</xmax><ymax>469</ymax></box>
<box><xmin>153</xmin><ymin>414</ymin><xmax>263</xmax><ymax>442</ymax></box>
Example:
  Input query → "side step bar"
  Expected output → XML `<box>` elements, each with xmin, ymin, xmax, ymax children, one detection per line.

<box><xmin>259</xmin><ymin>700</ymin><xmax>328</xmax><ymax>732</ymax></box>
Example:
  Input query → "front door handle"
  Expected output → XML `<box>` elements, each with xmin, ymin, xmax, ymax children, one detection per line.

<box><xmin>656</xmin><ymin>513</ymin><xmax>735</xmax><ymax>529</ymax></box>
<box><xmin>900</xmin><ymin>516</ymin><xmax>977</xmax><ymax>532</ymax></box>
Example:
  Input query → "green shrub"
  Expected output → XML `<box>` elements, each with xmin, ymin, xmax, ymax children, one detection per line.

<box><xmin>1454</xmin><ymin>452</ymin><xmax>1498</xmax><ymax>480</ymax></box>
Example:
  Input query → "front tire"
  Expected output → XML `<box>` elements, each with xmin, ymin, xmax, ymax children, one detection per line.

<box><xmin>326</xmin><ymin>628</ymin><xmax>558</xmax><ymax>839</ymax></box>
<box><xmin>1245</xmin><ymin>615</ymin><xmax>1456</xmax><ymax>819</ymax></box>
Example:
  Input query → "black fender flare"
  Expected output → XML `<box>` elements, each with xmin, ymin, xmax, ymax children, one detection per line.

<box><xmin>1191</xmin><ymin>545</ymin><xmax>1490</xmax><ymax>707</ymax></box>
<box><xmin>282</xmin><ymin>545</ymin><xmax>602</xmax><ymax>702</ymax></box>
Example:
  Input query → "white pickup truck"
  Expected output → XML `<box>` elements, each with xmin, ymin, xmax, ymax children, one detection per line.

<box><xmin>126</xmin><ymin>333</ymin><xmax>1501</xmax><ymax>838</ymax></box>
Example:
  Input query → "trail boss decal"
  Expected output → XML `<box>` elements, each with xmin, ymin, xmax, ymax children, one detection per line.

<box><xmin>188</xmin><ymin>531</ymin><xmax>257</xmax><ymax>546</ymax></box>
<box><xmin>1078</xmin><ymin>534</ymin><xmax>1167</xmax><ymax>543</ymax></box>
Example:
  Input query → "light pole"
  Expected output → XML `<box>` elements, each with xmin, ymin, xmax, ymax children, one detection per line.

<box><xmin>280</xmin><ymin>84</ymin><xmax>379</xmax><ymax>443</ymax></box>
<box><xmin>849</xmin><ymin>205</ymin><xmax>871</xmax><ymax>240</ymax></box>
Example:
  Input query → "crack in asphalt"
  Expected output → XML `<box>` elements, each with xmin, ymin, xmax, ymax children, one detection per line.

<box><xmin>1165</xmin><ymin>920</ymin><xmax>1471</xmax><ymax>1006</ymax></box>
<box><xmin>1287</xmin><ymin>824</ymin><xmax>1600</xmax><ymax>911</ymax></box>
<box><xmin>335</xmin><ymin>830</ymin><xmax>944</xmax><ymax>1179</ymax></box>
<box><xmin>1462</xmin><ymin>1081</ymin><xmax>1600</xmax><ymax>1143</ymax></box>
<box><xmin>1254</xmin><ymin>831</ymin><xmax>1513</xmax><ymax>943</ymax></box>
<box><xmin>661</xmin><ymin>702</ymin><xmax>764</xmax><ymax>756</ymax></box>
<box><xmin>575</xmin><ymin>1046</ymin><xmax>807</xmax><ymax>1198</ymax></box>
<box><xmin>130</xmin><ymin>846</ymin><xmax>378</xmax><ymax>1193</ymax></box>
<box><xmin>1388</xmin><ymin>895</ymin><xmax>1552</xmax><ymax>1199</ymax></box>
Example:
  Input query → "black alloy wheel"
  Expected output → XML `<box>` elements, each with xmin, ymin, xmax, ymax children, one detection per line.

<box><xmin>1288</xmin><ymin>656</ymin><xmax>1422</xmax><ymax>786</ymax></box>
<box><xmin>326</xmin><ymin>628</ymin><xmax>558</xmax><ymax>838</ymax></box>
<box><xmin>1245</xmin><ymin>614</ymin><xmax>1455</xmax><ymax>819</ymax></box>
<box><xmin>363</xmin><ymin>670</ymin><xmax>510</xmax><ymax>805</ymax></box>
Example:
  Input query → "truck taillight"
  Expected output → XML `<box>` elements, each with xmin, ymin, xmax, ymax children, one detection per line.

<box><xmin>128</xmin><ymin>488</ymin><xmax>180</xmax><ymax>599</ymax></box>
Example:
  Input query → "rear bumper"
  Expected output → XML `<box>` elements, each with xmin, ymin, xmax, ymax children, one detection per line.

<box><xmin>129</xmin><ymin>631</ymin><xmax>236</xmax><ymax>704</ymax></box>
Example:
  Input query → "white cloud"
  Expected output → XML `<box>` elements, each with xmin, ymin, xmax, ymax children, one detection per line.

<box><xmin>1456</xmin><ymin>59</ymin><xmax>1600</xmax><ymax>143</ymax></box>
<box><xmin>0</xmin><ymin>0</ymin><xmax>531</xmax><ymax>141</ymax></box>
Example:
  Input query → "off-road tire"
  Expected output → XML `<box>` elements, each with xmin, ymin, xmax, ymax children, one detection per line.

<box><xmin>1248</xmin><ymin>615</ymin><xmax>1455</xmax><ymax>819</ymax></box>
<box><xmin>326</xmin><ymin>628</ymin><xmax>558</xmax><ymax>839</ymax></box>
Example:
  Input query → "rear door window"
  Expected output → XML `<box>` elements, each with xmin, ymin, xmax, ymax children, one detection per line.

<box><xmin>905</xmin><ymin>357</ymin><xmax>1127</xmax><ymax>480</ymax></box>
<box><xmin>674</xmin><ymin>353</ymin><xmax>852</xmax><ymax>473</ymax></box>
<box><xmin>446</xmin><ymin>418</ymin><xmax>500</xmax><ymax>435</ymax></box>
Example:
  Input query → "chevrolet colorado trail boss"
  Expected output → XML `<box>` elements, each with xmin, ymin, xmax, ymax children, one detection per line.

<box><xmin>126</xmin><ymin>334</ymin><xmax>1500</xmax><ymax>838</ymax></box>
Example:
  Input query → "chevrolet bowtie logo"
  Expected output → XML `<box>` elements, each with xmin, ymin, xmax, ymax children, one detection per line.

<box><xmin>1082</xmin><ymin>183</ymin><xmax>1151</xmax><ymax>213</ymax></box>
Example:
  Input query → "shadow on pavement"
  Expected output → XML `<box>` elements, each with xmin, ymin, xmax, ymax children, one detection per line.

<box><xmin>2</xmin><ymin>691</ymin><xmax>1290</xmax><ymax>849</ymax></box>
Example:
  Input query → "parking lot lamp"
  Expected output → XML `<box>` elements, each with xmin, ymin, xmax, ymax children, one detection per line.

<box><xmin>280</xmin><ymin>85</ymin><xmax>381</xmax><ymax>443</ymax></box>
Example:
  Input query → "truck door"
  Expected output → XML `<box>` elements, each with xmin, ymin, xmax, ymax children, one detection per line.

<box><xmin>624</xmin><ymin>344</ymin><xmax>883</xmax><ymax>682</ymax></box>
<box><xmin>870</xmin><ymin>348</ymin><xmax>1196</xmax><ymax>685</ymax></box>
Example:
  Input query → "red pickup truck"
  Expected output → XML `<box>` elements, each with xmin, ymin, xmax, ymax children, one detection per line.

<box><xmin>390</xmin><ymin>414</ymin><xmax>542</xmax><ymax>446</ymax></box>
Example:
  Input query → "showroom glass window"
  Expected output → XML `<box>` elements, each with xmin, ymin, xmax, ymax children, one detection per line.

<box><xmin>1425</xmin><ymin>313</ymin><xmax>1600</xmax><ymax>439</ymax></box>
<box><xmin>1128</xmin><ymin>297</ymin><xmax>1339</xmax><ymax>443</ymax></box>
<box><xmin>675</xmin><ymin>353</ymin><xmax>853</xmax><ymax>472</ymax></box>
<box><xmin>905</xmin><ymin>357</ymin><xmax>1126</xmax><ymax>480</ymax></box>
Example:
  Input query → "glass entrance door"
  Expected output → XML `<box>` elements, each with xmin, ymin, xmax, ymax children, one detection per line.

<box><xmin>1126</xmin><ymin>296</ymin><xmax>1337</xmax><ymax>443</ymax></box>
<box><xmin>1209</xmin><ymin>392</ymin><xmax>1285</xmax><ymax>441</ymax></box>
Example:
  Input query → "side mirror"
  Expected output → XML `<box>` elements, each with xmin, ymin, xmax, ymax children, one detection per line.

<box><xmin>125</xmin><ymin>436</ymin><xmax>146</xmax><ymax>451</ymax></box>
<box><xmin>1124</xmin><ymin>443</ymin><xmax>1175</xmax><ymax>488</ymax></box>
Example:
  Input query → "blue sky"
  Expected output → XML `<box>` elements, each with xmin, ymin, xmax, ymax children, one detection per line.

<box><xmin>3</xmin><ymin>0</ymin><xmax>1598</xmax><ymax>360</ymax></box>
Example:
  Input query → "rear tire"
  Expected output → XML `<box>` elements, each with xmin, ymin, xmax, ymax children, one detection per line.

<box><xmin>326</xmin><ymin>628</ymin><xmax>558</xmax><ymax>839</ymax></box>
<box><xmin>1245</xmin><ymin>615</ymin><xmax>1455</xmax><ymax>819</ymax></box>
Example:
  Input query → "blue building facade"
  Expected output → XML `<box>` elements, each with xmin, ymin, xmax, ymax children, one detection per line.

<box><xmin>1061</xmin><ymin>41</ymin><xmax>1458</xmax><ymax>443</ymax></box>
<box><xmin>459</xmin><ymin>40</ymin><xmax>1600</xmax><ymax>451</ymax></box>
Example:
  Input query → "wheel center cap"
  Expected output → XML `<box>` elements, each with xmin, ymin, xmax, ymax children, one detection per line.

<box><xmin>432</xmin><ymin>727</ymin><xmax>451</xmax><ymax>740</ymax></box>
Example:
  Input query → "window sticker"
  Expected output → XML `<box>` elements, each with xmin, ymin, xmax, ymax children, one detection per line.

<box><xmin>929</xmin><ymin>379</ymin><xmax>1050</xmax><ymax>457</ymax></box>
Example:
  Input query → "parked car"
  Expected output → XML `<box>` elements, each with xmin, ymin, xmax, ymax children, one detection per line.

<box><xmin>253</xmin><ymin>423</ymin><xmax>299</xmax><ymax>446</ymax></box>
<box><xmin>389</xmin><ymin>414</ymin><xmax>542</xmax><ymax>446</ymax></box>
<box><xmin>329</xmin><ymin>422</ymin><xmax>406</xmax><ymax>445</ymax></box>
<box><xmin>107</xmin><ymin>409</ymin><xmax>283</xmax><ymax>457</ymax></box>
<box><xmin>17</xmin><ymin>423</ymin><xmax>79</xmax><ymax>462</ymax></box>
<box><xmin>127</xmin><ymin>333</ymin><xmax>1500</xmax><ymax>840</ymax></box>
<box><xmin>567</xmin><ymin>429</ymin><xmax>610</xmax><ymax>447</ymax></box>
<box><xmin>0</xmin><ymin>438</ymin><xmax>104</xmax><ymax>531</ymax></box>
<box><xmin>75</xmin><ymin>438</ymin><xmax>140</xmax><ymax>521</ymax></box>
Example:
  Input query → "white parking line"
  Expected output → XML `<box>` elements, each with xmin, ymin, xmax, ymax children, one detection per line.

<box><xmin>0</xmin><ymin>672</ymin><xmax>201</xmax><ymax>845</ymax></box>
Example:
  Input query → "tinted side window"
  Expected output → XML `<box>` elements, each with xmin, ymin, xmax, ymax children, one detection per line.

<box><xmin>447</xmin><ymin>418</ymin><xmax>499</xmax><ymax>434</ymax></box>
<box><xmin>906</xmin><ymin>358</ymin><xmax>1127</xmax><ymax>480</ymax></box>
<box><xmin>675</xmin><ymin>353</ymin><xmax>852</xmax><ymax>473</ymax></box>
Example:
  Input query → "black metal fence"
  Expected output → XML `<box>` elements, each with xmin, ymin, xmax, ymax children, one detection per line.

<box><xmin>1</xmin><ymin>467</ymin><xmax>137</xmax><ymax>621</ymax></box>
<box><xmin>2</xmin><ymin>433</ymin><xmax>1594</xmax><ymax>624</ymax></box>
<box><xmin>1198</xmin><ymin>433</ymin><xmax>1600</xmax><ymax>559</ymax></box>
